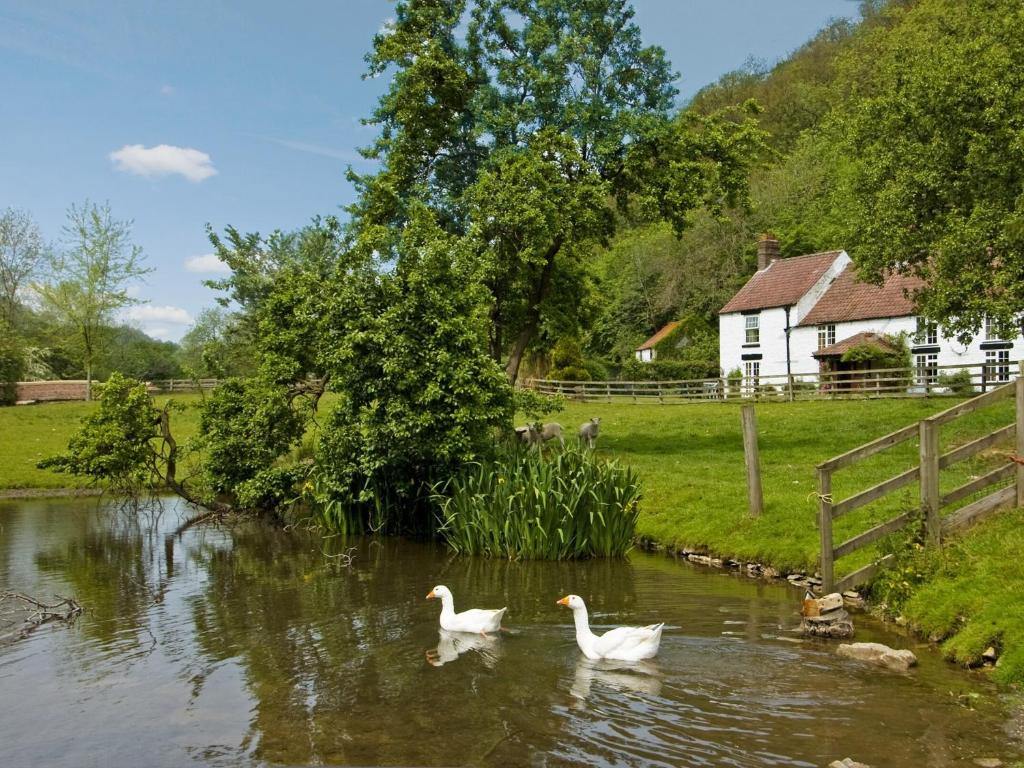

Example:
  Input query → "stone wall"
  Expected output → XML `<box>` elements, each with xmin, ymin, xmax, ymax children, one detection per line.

<box><xmin>15</xmin><ymin>380</ymin><xmax>89</xmax><ymax>403</ymax></box>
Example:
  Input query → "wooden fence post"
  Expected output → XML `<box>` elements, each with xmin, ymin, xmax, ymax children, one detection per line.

<box><xmin>606</xmin><ymin>382</ymin><xmax>612</xmax><ymax>404</ymax></box>
<box><xmin>1017</xmin><ymin>363</ymin><xmax>1024</xmax><ymax>507</ymax></box>
<box><xmin>817</xmin><ymin>466</ymin><xmax>833</xmax><ymax>592</ymax></box>
<box><xmin>920</xmin><ymin>418</ymin><xmax>941</xmax><ymax>546</ymax></box>
<box><xmin>741</xmin><ymin>405</ymin><xmax>763</xmax><ymax>517</ymax></box>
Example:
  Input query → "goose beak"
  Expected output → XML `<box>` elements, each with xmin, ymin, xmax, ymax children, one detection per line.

<box><xmin>556</xmin><ymin>596</ymin><xmax>569</xmax><ymax>606</ymax></box>
<box><xmin>426</xmin><ymin>590</ymin><xmax>436</xmax><ymax>600</ymax></box>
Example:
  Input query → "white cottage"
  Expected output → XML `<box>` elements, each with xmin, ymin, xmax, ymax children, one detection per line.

<box><xmin>718</xmin><ymin>236</ymin><xmax>1024</xmax><ymax>387</ymax></box>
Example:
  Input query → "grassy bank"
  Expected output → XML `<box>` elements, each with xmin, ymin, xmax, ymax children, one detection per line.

<box><xmin>2</xmin><ymin>393</ymin><xmax>1020</xmax><ymax>680</ymax></box>
<box><xmin>0</xmin><ymin>394</ymin><xmax>204</xmax><ymax>490</ymax></box>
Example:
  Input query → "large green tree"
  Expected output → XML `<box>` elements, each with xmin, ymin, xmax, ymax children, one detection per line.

<box><xmin>831</xmin><ymin>0</ymin><xmax>1024</xmax><ymax>340</ymax></box>
<box><xmin>351</xmin><ymin>0</ymin><xmax>764</xmax><ymax>381</ymax></box>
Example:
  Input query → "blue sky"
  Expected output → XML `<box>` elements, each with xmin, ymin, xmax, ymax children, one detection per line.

<box><xmin>0</xmin><ymin>0</ymin><xmax>859</xmax><ymax>341</ymax></box>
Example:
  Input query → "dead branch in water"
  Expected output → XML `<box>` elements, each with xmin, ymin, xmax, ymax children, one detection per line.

<box><xmin>0</xmin><ymin>591</ymin><xmax>83</xmax><ymax>643</ymax></box>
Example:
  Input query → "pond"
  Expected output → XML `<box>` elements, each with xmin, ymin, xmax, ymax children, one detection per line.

<box><xmin>0</xmin><ymin>496</ymin><xmax>1018</xmax><ymax>767</ymax></box>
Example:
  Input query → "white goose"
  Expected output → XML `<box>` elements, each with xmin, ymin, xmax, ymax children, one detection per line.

<box><xmin>426</xmin><ymin>585</ymin><xmax>507</xmax><ymax>635</ymax></box>
<box><xmin>557</xmin><ymin>594</ymin><xmax>664</xmax><ymax>661</ymax></box>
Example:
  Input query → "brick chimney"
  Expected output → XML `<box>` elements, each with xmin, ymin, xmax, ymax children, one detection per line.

<box><xmin>757</xmin><ymin>234</ymin><xmax>780</xmax><ymax>271</ymax></box>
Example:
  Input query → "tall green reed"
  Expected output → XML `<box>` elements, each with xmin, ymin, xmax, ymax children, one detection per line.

<box><xmin>434</xmin><ymin>445</ymin><xmax>642</xmax><ymax>559</ymax></box>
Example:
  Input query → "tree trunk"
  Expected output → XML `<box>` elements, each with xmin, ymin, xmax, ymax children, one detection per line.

<box><xmin>504</xmin><ymin>236</ymin><xmax>563</xmax><ymax>383</ymax></box>
<box><xmin>85</xmin><ymin>359</ymin><xmax>92</xmax><ymax>402</ymax></box>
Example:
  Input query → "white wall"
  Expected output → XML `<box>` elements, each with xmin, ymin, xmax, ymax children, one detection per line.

<box><xmin>719</xmin><ymin>306</ymin><xmax>791</xmax><ymax>378</ymax></box>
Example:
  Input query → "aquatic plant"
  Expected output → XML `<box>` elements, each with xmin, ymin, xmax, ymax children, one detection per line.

<box><xmin>434</xmin><ymin>445</ymin><xmax>641</xmax><ymax>560</ymax></box>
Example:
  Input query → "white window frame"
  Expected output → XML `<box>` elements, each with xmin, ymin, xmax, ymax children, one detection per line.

<box><xmin>915</xmin><ymin>317</ymin><xmax>938</xmax><ymax>345</ymax></box>
<box><xmin>986</xmin><ymin>349</ymin><xmax>1010</xmax><ymax>383</ymax></box>
<box><xmin>817</xmin><ymin>323</ymin><xmax>836</xmax><ymax>350</ymax></box>
<box><xmin>743</xmin><ymin>360</ymin><xmax>760</xmax><ymax>395</ymax></box>
<box><xmin>745</xmin><ymin>314</ymin><xmax>760</xmax><ymax>345</ymax></box>
<box><xmin>914</xmin><ymin>352</ymin><xmax>938</xmax><ymax>388</ymax></box>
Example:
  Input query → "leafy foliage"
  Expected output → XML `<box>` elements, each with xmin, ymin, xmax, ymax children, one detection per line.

<box><xmin>38</xmin><ymin>373</ymin><xmax>159</xmax><ymax>490</ymax></box>
<box><xmin>0</xmin><ymin>324</ymin><xmax>25</xmax><ymax>405</ymax></box>
<box><xmin>312</xmin><ymin>206</ymin><xmax>513</xmax><ymax>532</ymax></box>
<box><xmin>436</xmin><ymin>444</ymin><xmax>641</xmax><ymax>559</ymax></box>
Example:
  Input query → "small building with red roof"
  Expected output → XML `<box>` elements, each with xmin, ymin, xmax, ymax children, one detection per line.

<box><xmin>635</xmin><ymin>320</ymin><xmax>681</xmax><ymax>362</ymax></box>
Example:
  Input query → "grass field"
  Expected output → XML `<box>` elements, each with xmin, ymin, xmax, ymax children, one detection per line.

<box><xmin>0</xmin><ymin>394</ymin><xmax>204</xmax><ymax>490</ymax></box>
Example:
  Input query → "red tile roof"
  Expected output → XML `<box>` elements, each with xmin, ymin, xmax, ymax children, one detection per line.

<box><xmin>636</xmin><ymin>320</ymin><xmax>681</xmax><ymax>351</ymax></box>
<box><xmin>812</xmin><ymin>331</ymin><xmax>902</xmax><ymax>359</ymax></box>
<box><xmin>719</xmin><ymin>251</ymin><xmax>844</xmax><ymax>314</ymax></box>
<box><xmin>800</xmin><ymin>264</ymin><xmax>923</xmax><ymax>325</ymax></box>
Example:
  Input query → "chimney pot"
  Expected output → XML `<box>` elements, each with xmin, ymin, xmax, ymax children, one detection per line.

<box><xmin>757</xmin><ymin>234</ymin><xmax>780</xmax><ymax>270</ymax></box>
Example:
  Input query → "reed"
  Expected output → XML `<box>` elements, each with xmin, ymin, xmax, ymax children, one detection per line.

<box><xmin>435</xmin><ymin>445</ymin><xmax>641</xmax><ymax>559</ymax></box>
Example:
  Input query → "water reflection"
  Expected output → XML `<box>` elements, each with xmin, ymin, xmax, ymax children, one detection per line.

<box><xmin>0</xmin><ymin>497</ymin><xmax>1020</xmax><ymax>768</ymax></box>
<box><xmin>425</xmin><ymin>629</ymin><xmax>502</xmax><ymax>667</ymax></box>
<box><xmin>570</xmin><ymin>657</ymin><xmax>662</xmax><ymax>700</ymax></box>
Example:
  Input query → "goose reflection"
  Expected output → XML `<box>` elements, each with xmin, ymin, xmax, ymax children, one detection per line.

<box><xmin>425</xmin><ymin>629</ymin><xmax>502</xmax><ymax>667</ymax></box>
<box><xmin>570</xmin><ymin>657</ymin><xmax>662</xmax><ymax>700</ymax></box>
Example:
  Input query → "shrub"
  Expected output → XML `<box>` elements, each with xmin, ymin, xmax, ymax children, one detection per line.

<box><xmin>582</xmin><ymin>357</ymin><xmax>610</xmax><ymax>381</ymax></box>
<box><xmin>937</xmin><ymin>369</ymin><xmax>974</xmax><ymax>395</ymax></box>
<box><xmin>551</xmin><ymin>336</ymin><xmax>586</xmax><ymax>370</ymax></box>
<box><xmin>435</xmin><ymin>445</ymin><xmax>642</xmax><ymax>559</ymax></box>
<box><xmin>0</xmin><ymin>330</ymin><xmax>25</xmax><ymax>406</ymax></box>
<box><xmin>548</xmin><ymin>364</ymin><xmax>592</xmax><ymax>381</ymax></box>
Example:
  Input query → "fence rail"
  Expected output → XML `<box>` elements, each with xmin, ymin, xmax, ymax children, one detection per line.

<box><xmin>527</xmin><ymin>360</ymin><xmax>1021</xmax><ymax>404</ymax></box>
<box><xmin>816</xmin><ymin>368</ymin><xmax>1024</xmax><ymax>593</ymax></box>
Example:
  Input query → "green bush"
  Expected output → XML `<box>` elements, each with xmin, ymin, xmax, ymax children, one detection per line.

<box><xmin>435</xmin><ymin>445</ymin><xmax>642</xmax><ymax>559</ymax></box>
<box><xmin>548</xmin><ymin>364</ymin><xmax>592</xmax><ymax>381</ymax></box>
<box><xmin>551</xmin><ymin>337</ymin><xmax>586</xmax><ymax>370</ymax></box>
<box><xmin>582</xmin><ymin>357</ymin><xmax>610</xmax><ymax>381</ymax></box>
<box><xmin>937</xmin><ymin>369</ymin><xmax>974</xmax><ymax>395</ymax></box>
<box><xmin>0</xmin><ymin>331</ymin><xmax>25</xmax><ymax>406</ymax></box>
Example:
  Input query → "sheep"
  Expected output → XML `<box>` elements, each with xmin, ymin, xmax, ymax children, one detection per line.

<box><xmin>514</xmin><ymin>423</ymin><xmax>541</xmax><ymax>446</ymax></box>
<box><xmin>539</xmin><ymin>422</ymin><xmax>565</xmax><ymax>447</ymax></box>
<box><xmin>578</xmin><ymin>417</ymin><xmax>601</xmax><ymax>449</ymax></box>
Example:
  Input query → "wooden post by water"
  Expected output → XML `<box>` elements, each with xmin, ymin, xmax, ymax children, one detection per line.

<box><xmin>741</xmin><ymin>405</ymin><xmax>763</xmax><ymax>517</ymax></box>
<box><xmin>919</xmin><ymin>418</ymin><xmax>941</xmax><ymax>546</ymax></box>
<box><xmin>1017</xmin><ymin>362</ymin><xmax>1024</xmax><ymax>507</ymax></box>
<box><xmin>817</xmin><ymin>466</ymin><xmax>833</xmax><ymax>592</ymax></box>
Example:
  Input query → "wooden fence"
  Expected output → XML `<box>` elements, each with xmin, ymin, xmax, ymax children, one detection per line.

<box><xmin>528</xmin><ymin>360</ymin><xmax>1019</xmax><ymax>404</ymax></box>
<box><xmin>146</xmin><ymin>378</ymin><xmax>221</xmax><ymax>393</ymax></box>
<box><xmin>816</xmin><ymin>366</ymin><xmax>1024</xmax><ymax>593</ymax></box>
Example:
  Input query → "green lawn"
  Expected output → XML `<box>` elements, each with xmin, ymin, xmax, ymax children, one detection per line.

<box><xmin>549</xmin><ymin>397</ymin><xmax>1016</xmax><ymax>572</ymax></box>
<box><xmin>0</xmin><ymin>394</ymin><xmax>204</xmax><ymax>490</ymax></box>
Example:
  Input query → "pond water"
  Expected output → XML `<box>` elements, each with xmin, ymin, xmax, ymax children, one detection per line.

<box><xmin>0</xmin><ymin>497</ymin><xmax>1018</xmax><ymax>767</ymax></box>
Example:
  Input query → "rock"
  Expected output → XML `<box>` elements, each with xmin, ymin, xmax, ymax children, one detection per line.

<box><xmin>801</xmin><ymin>608</ymin><xmax>855</xmax><ymax>639</ymax></box>
<box><xmin>842</xmin><ymin>592</ymin><xmax>865</xmax><ymax>611</ymax></box>
<box><xmin>787</xmin><ymin>573</ymin><xmax>806</xmax><ymax>583</ymax></box>
<box><xmin>972</xmin><ymin>758</ymin><xmax>1003</xmax><ymax>767</ymax></box>
<box><xmin>816</xmin><ymin>592</ymin><xmax>844</xmax><ymax>613</ymax></box>
<box><xmin>982</xmin><ymin>646</ymin><xmax>999</xmax><ymax>662</ymax></box>
<box><xmin>807</xmin><ymin>576</ymin><xmax>823</xmax><ymax>586</ymax></box>
<box><xmin>710</xmin><ymin>558</ymin><xmax>723</xmax><ymax>568</ymax></box>
<box><xmin>829</xmin><ymin>759</ymin><xmax>872</xmax><ymax>768</ymax></box>
<box><xmin>762</xmin><ymin>566</ymin><xmax>779</xmax><ymax>579</ymax></box>
<box><xmin>837</xmin><ymin>642</ymin><xmax>917</xmax><ymax>672</ymax></box>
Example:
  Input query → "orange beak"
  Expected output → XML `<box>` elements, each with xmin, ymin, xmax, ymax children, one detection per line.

<box><xmin>556</xmin><ymin>596</ymin><xmax>570</xmax><ymax>606</ymax></box>
<box><xmin>426</xmin><ymin>590</ymin><xmax>436</xmax><ymax>600</ymax></box>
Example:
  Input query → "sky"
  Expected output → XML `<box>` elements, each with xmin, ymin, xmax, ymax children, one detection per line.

<box><xmin>0</xmin><ymin>0</ymin><xmax>860</xmax><ymax>341</ymax></box>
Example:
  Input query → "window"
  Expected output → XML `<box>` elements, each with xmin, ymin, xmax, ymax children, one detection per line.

<box><xmin>743</xmin><ymin>360</ymin><xmax>760</xmax><ymax>394</ymax></box>
<box><xmin>984</xmin><ymin>315</ymin><xmax>998</xmax><ymax>341</ymax></box>
<box><xmin>915</xmin><ymin>317</ymin><xmax>938</xmax><ymax>345</ymax></box>
<box><xmin>914</xmin><ymin>352</ymin><xmax>938</xmax><ymax>388</ymax></box>
<box><xmin>745</xmin><ymin>314</ymin><xmax>760</xmax><ymax>344</ymax></box>
<box><xmin>986</xmin><ymin>349</ymin><xmax>1010</xmax><ymax>383</ymax></box>
<box><xmin>817</xmin><ymin>324</ymin><xmax>836</xmax><ymax>350</ymax></box>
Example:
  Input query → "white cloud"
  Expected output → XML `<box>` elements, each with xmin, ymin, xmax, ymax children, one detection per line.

<box><xmin>109</xmin><ymin>143</ymin><xmax>217</xmax><ymax>182</ymax></box>
<box><xmin>124</xmin><ymin>305</ymin><xmax>193</xmax><ymax>325</ymax></box>
<box><xmin>146</xmin><ymin>326</ymin><xmax>172</xmax><ymax>340</ymax></box>
<box><xmin>184</xmin><ymin>253</ymin><xmax>230</xmax><ymax>274</ymax></box>
<box><xmin>160</xmin><ymin>84</ymin><xmax>176</xmax><ymax>96</ymax></box>
<box><xmin>262</xmin><ymin>135</ymin><xmax>361</xmax><ymax>162</ymax></box>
